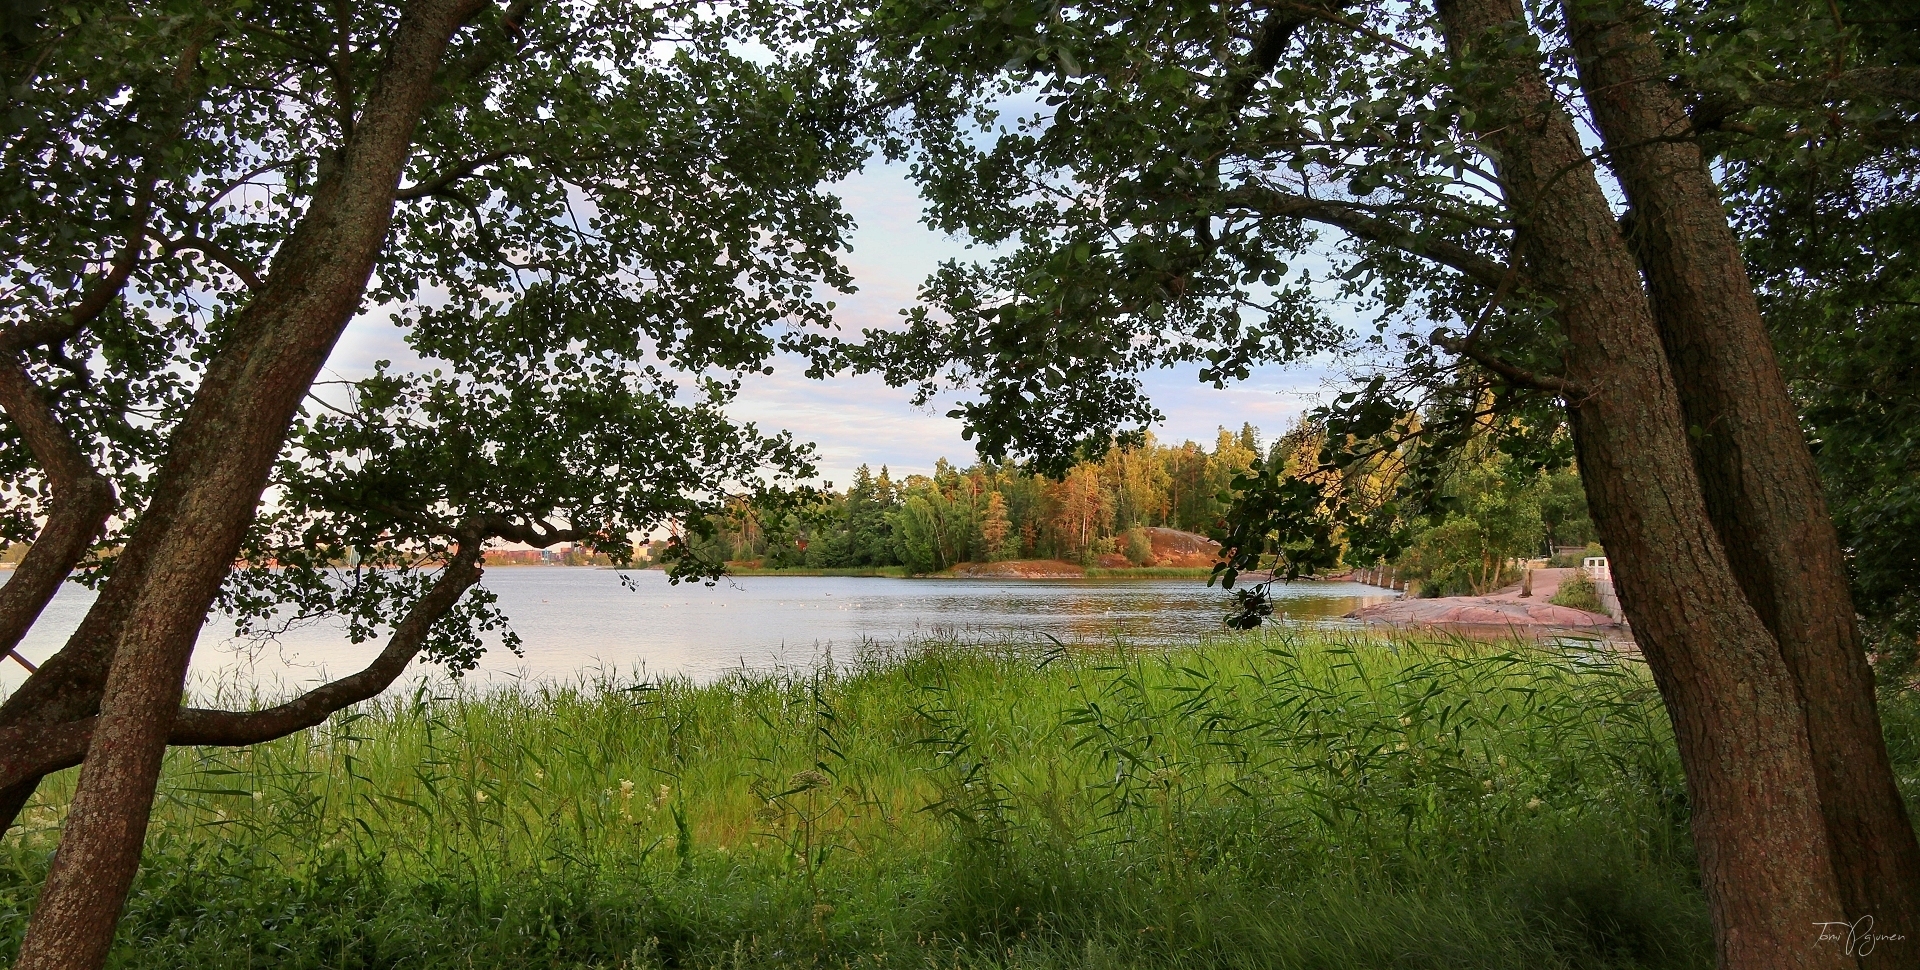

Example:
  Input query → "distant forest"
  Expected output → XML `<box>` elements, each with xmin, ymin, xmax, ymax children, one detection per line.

<box><xmin>678</xmin><ymin>423</ymin><xmax>1595</xmax><ymax>585</ymax></box>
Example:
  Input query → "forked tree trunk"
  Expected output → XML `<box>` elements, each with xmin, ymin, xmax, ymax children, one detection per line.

<box><xmin>1436</xmin><ymin>0</ymin><xmax>1852</xmax><ymax>964</ymax></box>
<box><xmin>0</xmin><ymin>548</ymin><xmax>484</xmax><ymax>790</ymax></box>
<box><xmin>11</xmin><ymin>3</ymin><xmax>479</xmax><ymax>967</ymax></box>
<box><xmin>0</xmin><ymin>539</ymin><xmax>144</xmax><ymax>833</ymax></box>
<box><xmin>1562</xmin><ymin>1</ymin><xmax>1920</xmax><ymax>944</ymax></box>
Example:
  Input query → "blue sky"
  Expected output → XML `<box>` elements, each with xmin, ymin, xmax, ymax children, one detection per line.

<box><xmin>328</xmin><ymin>163</ymin><xmax>1338</xmax><ymax>487</ymax></box>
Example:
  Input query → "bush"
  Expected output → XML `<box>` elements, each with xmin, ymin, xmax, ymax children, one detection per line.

<box><xmin>1551</xmin><ymin>571</ymin><xmax>1604</xmax><ymax>613</ymax></box>
<box><xmin>1123</xmin><ymin>527</ymin><xmax>1154</xmax><ymax>565</ymax></box>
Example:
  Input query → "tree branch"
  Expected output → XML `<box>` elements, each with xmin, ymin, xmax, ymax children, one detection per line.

<box><xmin>1219</xmin><ymin>183</ymin><xmax>1515</xmax><ymax>287</ymax></box>
<box><xmin>166</xmin><ymin>236</ymin><xmax>266</xmax><ymax>291</ymax></box>
<box><xmin>0</xmin><ymin>363</ymin><xmax>116</xmax><ymax>660</ymax></box>
<box><xmin>1216</xmin><ymin>5</ymin><xmax>1320</xmax><ymax>119</ymax></box>
<box><xmin>1431</xmin><ymin>331</ymin><xmax>1586</xmax><ymax>397</ymax></box>
<box><xmin>395</xmin><ymin>149</ymin><xmax>521</xmax><ymax>200</ymax></box>
<box><xmin>466</xmin><ymin>513</ymin><xmax>586</xmax><ymax>547</ymax></box>
<box><xmin>430</xmin><ymin>0</ymin><xmax>536</xmax><ymax>103</ymax></box>
<box><xmin>0</xmin><ymin>211</ymin><xmax>151</xmax><ymax>356</ymax></box>
<box><xmin>0</xmin><ymin>547</ymin><xmax>483</xmax><ymax>792</ymax></box>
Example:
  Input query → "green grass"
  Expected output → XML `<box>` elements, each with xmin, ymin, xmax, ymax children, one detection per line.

<box><xmin>0</xmin><ymin>631</ymin><xmax>1738</xmax><ymax>968</ymax></box>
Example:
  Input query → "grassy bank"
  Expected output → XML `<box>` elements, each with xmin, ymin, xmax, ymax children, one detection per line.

<box><xmin>6</xmin><ymin>631</ymin><xmax>1855</xmax><ymax>968</ymax></box>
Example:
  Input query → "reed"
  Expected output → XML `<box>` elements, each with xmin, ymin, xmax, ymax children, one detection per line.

<box><xmin>1</xmin><ymin>628</ymin><xmax>1816</xmax><ymax>968</ymax></box>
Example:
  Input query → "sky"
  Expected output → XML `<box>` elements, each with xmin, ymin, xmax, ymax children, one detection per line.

<box><xmin>324</xmin><ymin>162</ymin><xmax>1341</xmax><ymax>488</ymax></box>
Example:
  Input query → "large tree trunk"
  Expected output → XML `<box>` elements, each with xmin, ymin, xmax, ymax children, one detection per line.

<box><xmin>1561</xmin><ymin>0</ymin><xmax>1920</xmax><ymax>943</ymax></box>
<box><xmin>1435</xmin><ymin>0</ymin><xmax>1852</xmax><ymax>964</ymax></box>
<box><xmin>10</xmin><ymin>4</ymin><xmax>479</xmax><ymax>967</ymax></box>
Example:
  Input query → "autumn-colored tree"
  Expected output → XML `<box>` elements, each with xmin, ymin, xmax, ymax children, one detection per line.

<box><xmin>979</xmin><ymin>492</ymin><xmax>1014</xmax><ymax>561</ymax></box>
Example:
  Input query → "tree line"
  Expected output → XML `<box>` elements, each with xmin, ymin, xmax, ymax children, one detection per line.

<box><xmin>690</xmin><ymin>427</ymin><xmax>1260</xmax><ymax>571</ymax></box>
<box><xmin>684</xmin><ymin>421</ymin><xmax>1593</xmax><ymax>584</ymax></box>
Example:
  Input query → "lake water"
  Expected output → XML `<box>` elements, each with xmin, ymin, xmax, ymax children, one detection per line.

<box><xmin>0</xmin><ymin>569</ymin><xmax>1396</xmax><ymax>693</ymax></box>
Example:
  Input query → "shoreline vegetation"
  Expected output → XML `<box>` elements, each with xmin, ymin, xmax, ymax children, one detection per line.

<box><xmin>13</xmin><ymin>629</ymin><xmax>1895</xmax><ymax>968</ymax></box>
<box><xmin>672</xmin><ymin>431</ymin><xmax>1301</xmax><ymax>578</ymax></box>
<box><xmin>655</xmin><ymin>426</ymin><xmax>1594</xmax><ymax>597</ymax></box>
<box><xmin>718</xmin><ymin>562</ymin><xmax>1225</xmax><ymax>581</ymax></box>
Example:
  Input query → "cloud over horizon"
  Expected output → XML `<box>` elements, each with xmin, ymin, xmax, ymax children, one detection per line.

<box><xmin>326</xmin><ymin>163</ymin><xmax>1343</xmax><ymax>488</ymax></box>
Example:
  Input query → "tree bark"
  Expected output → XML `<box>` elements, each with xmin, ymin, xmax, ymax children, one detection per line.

<box><xmin>11</xmin><ymin>3</ymin><xmax>481</xmax><ymax>967</ymax></box>
<box><xmin>0</xmin><ymin>364</ymin><xmax>117</xmax><ymax>831</ymax></box>
<box><xmin>0</xmin><ymin>364</ymin><xmax>115</xmax><ymax>659</ymax></box>
<box><xmin>1561</xmin><ymin>0</ymin><xmax>1920</xmax><ymax>946</ymax></box>
<box><xmin>0</xmin><ymin>549</ymin><xmax>482</xmax><ymax>792</ymax></box>
<box><xmin>1435</xmin><ymin>0</ymin><xmax>1852</xmax><ymax>964</ymax></box>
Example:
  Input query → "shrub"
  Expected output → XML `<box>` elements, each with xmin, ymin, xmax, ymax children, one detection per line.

<box><xmin>1552</xmin><ymin>571</ymin><xmax>1604</xmax><ymax>613</ymax></box>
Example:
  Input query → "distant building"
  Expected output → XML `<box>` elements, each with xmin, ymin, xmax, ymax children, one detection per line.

<box><xmin>483</xmin><ymin>549</ymin><xmax>546</xmax><ymax>565</ymax></box>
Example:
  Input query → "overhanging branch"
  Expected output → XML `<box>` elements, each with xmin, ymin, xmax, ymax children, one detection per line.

<box><xmin>0</xmin><ymin>547</ymin><xmax>484</xmax><ymax>792</ymax></box>
<box><xmin>395</xmin><ymin>149</ymin><xmax>522</xmax><ymax>200</ymax></box>
<box><xmin>1431</xmin><ymin>331</ymin><xmax>1586</xmax><ymax>397</ymax></box>
<box><xmin>166</xmin><ymin>236</ymin><xmax>265</xmax><ymax>291</ymax></box>
<box><xmin>1219</xmin><ymin>184</ymin><xmax>1515</xmax><ymax>288</ymax></box>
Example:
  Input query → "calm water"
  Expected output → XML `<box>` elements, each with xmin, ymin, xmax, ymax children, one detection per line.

<box><xmin>0</xmin><ymin>569</ymin><xmax>1395</xmax><ymax>692</ymax></box>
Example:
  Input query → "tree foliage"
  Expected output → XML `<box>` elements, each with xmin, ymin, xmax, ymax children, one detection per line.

<box><xmin>0</xmin><ymin>0</ymin><xmax>867</xmax><ymax>672</ymax></box>
<box><xmin>1710</xmin><ymin>0</ymin><xmax>1920</xmax><ymax>661</ymax></box>
<box><xmin>698</xmin><ymin>429</ymin><xmax>1260</xmax><ymax>571</ymax></box>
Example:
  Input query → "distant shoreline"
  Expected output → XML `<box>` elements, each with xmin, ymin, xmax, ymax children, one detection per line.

<box><xmin>460</xmin><ymin>561</ymin><xmax>1363</xmax><ymax>584</ymax></box>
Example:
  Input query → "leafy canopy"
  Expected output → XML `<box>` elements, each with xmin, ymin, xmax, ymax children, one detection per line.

<box><xmin>3</xmin><ymin>0</ymin><xmax>874</xmax><ymax>668</ymax></box>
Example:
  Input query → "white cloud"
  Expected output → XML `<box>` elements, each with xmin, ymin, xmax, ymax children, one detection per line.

<box><xmin>320</xmin><ymin>162</ymin><xmax>1351</xmax><ymax>489</ymax></box>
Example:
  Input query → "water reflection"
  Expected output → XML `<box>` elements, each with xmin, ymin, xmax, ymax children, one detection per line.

<box><xmin>0</xmin><ymin>568</ymin><xmax>1397</xmax><ymax>692</ymax></box>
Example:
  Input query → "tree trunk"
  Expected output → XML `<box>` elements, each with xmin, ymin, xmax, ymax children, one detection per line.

<box><xmin>0</xmin><ymin>549</ymin><xmax>484</xmax><ymax>790</ymax></box>
<box><xmin>11</xmin><ymin>4</ymin><xmax>479</xmax><ymax>967</ymax></box>
<box><xmin>1435</xmin><ymin>0</ymin><xmax>1852</xmax><ymax>964</ymax></box>
<box><xmin>1562</xmin><ymin>0</ymin><xmax>1920</xmax><ymax>943</ymax></box>
<box><xmin>0</xmin><ymin>365</ymin><xmax>118</xmax><ymax>832</ymax></box>
<box><xmin>0</xmin><ymin>366</ymin><xmax>115</xmax><ymax>661</ymax></box>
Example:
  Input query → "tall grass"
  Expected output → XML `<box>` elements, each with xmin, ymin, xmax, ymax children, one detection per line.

<box><xmin>0</xmin><ymin>631</ymin><xmax>1725</xmax><ymax>968</ymax></box>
